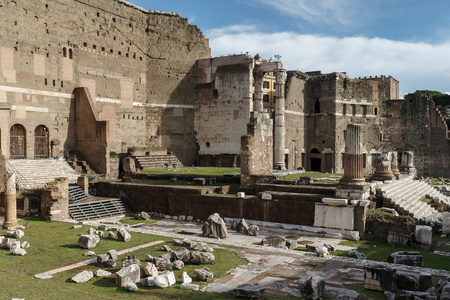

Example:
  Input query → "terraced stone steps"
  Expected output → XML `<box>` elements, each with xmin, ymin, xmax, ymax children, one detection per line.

<box><xmin>377</xmin><ymin>177</ymin><xmax>450</xmax><ymax>220</ymax></box>
<box><xmin>7</xmin><ymin>159</ymin><xmax>80</xmax><ymax>190</ymax></box>
<box><xmin>134</xmin><ymin>155</ymin><xmax>183</xmax><ymax>170</ymax></box>
<box><xmin>69</xmin><ymin>185</ymin><xmax>93</xmax><ymax>203</ymax></box>
<box><xmin>69</xmin><ymin>198</ymin><xmax>130</xmax><ymax>221</ymax></box>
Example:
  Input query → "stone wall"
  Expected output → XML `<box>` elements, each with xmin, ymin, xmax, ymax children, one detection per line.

<box><xmin>95</xmin><ymin>182</ymin><xmax>323</xmax><ymax>226</ymax></box>
<box><xmin>40</xmin><ymin>177</ymin><xmax>69</xmax><ymax>221</ymax></box>
<box><xmin>380</xmin><ymin>91</ymin><xmax>450</xmax><ymax>177</ymax></box>
<box><xmin>0</xmin><ymin>0</ymin><xmax>209</xmax><ymax>164</ymax></box>
<box><xmin>240</xmin><ymin>113</ymin><xmax>274</xmax><ymax>186</ymax></box>
<box><xmin>195</xmin><ymin>55</ymin><xmax>253</xmax><ymax>165</ymax></box>
<box><xmin>284</xmin><ymin>71</ymin><xmax>307</xmax><ymax>169</ymax></box>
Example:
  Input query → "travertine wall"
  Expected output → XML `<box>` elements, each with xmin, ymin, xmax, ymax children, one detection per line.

<box><xmin>195</xmin><ymin>55</ymin><xmax>253</xmax><ymax>164</ymax></box>
<box><xmin>0</xmin><ymin>0</ymin><xmax>209</xmax><ymax>166</ymax></box>
<box><xmin>380</xmin><ymin>91</ymin><xmax>450</xmax><ymax>177</ymax></box>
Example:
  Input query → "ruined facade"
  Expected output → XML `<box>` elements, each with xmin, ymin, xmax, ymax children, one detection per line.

<box><xmin>0</xmin><ymin>1</ymin><xmax>448</xmax><ymax>177</ymax></box>
<box><xmin>0</xmin><ymin>0</ymin><xmax>210</xmax><ymax>174</ymax></box>
<box><xmin>195</xmin><ymin>56</ymin><xmax>450</xmax><ymax>177</ymax></box>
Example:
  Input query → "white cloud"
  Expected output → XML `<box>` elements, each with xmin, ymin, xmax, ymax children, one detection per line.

<box><xmin>252</xmin><ymin>0</ymin><xmax>364</xmax><ymax>27</ymax></box>
<box><xmin>207</xmin><ymin>26</ymin><xmax>450</xmax><ymax>96</ymax></box>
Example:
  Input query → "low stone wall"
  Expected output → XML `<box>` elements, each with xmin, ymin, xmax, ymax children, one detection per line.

<box><xmin>96</xmin><ymin>182</ymin><xmax>325</xmax><ymax>226</ymax></box>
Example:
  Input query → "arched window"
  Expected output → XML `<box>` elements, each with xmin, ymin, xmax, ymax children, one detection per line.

<box><xmin>69</xmin><ymin>48</ymin><xmax>73</xmax><ymax>59</ymax></box>
<box><xmin>310</xmin><ymin>148</ymin><xmax>321</xmax><ymax>154</ymax></box>
<box><xmin>10</xmin><ymin>124</ymin><xmax>26</xmax><ymax>159</ymax></box>
<box><xmin>34</xmin><ymin>125</ymin><xmax>49</xmax><ymax>158</ymax></box>
<box><xmin>63</xmin><ymin>47</ymin><xmax>67</xmax><ymax>58</ymax></box>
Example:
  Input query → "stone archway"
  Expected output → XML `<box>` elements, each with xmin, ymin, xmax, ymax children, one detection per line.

<box><xmin>310</xmin><ymin>148</ymin><xmax>321</xmax><ymax>172</ymax></box>
<box><xmin>34</xmin><ymin>125</ymin><xmax>49</xmax><ymax>158</ymax></box>
<box><xmin>10</xmin><ymin>124</ymin><xmax>26</xmax><ymax>159</ymax></box>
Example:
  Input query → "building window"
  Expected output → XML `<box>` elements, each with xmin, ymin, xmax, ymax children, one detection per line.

<box><xmin>352</xmin><ymin>104</ymin><xmax>356</xmax><ymax>116</ymax></box>
<box><xmin>374</xmin><ymin>107</ymin><xmax>378</xmax><ymax>116</ymax></box>
<box><xmin>343</xmin><ymin>104</ymin><xmax>347</xmax><ymax>116</ymax></box>
<box><xmin>314</xmin><ymin>99</ymin><xmax>320</xmax><ymax>113</ymax></box>
<box><xmin>263</xmin><ymin>81</ymin><xmax>269</xmax><ymax>89</ymax></box>
<box><xmin>363</xmin><ymin>105</ymin><xmax>367</xmax><ymax>116</ymax></box>
<box><xmin>263</xmin><ymin>94</ymin><xmax>269</xmax><ymax>102</ymax></box>
<box><xmin>62</xmin><ymin>47</ymin><xmax>67</xmax><ymax>57</ymax></box>
<box><xmin>69</xmin><ymin>49</ymin><xmax>73</xmax><ymax>59</ymax></box>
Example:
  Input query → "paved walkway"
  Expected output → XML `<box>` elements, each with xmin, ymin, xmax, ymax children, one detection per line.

<box><xmin>35</xmin><ymin>240</ymin><xmax>164</xmax><ymax>278</ymax></box>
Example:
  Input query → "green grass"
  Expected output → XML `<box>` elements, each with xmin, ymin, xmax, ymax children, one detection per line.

<box><xmin>140</xmin><ymin>167</ymin><xmax>241</xmax><ymax>177</ymax></box>
<box><xmin>0</xmin><ymin>218</ymin><xmax>252</xmax><ymax>299</ymax></box>
<box><xmin>344</xmin><ymin>283</ymin><xmax>387</xmax><ymax>300</ymax></box>
<box><xmin>119</xmin><ymin>216</ymin><xmax>157</xmax><ymax>226</ymax></box>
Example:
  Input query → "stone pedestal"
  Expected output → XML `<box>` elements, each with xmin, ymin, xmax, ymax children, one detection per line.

<box><xmin>273</xmin><ymin>69</ymin><xmax>286</xmax><ymax>170</ymax></box>
<box><xmin>400</xmin><ymin>151</ymin><xmax>416</xmax><ymax>176</ymax></box>
<box><xmin>3</xmin><ymin>173</ymin><xmax>19</xmax><ymax>229</ymax></box>
<box><xmin>389</xmin><ymin>151</ymin><xmax>401</xmax><ymax>180</ymax></box>
<box><xmin>336</xmin><ymin>124</ymin><xmax>370</xmax><ymax>200</ymax></box>
<box><xmin>371</xmin><ymin>153</ymin><xmax>395</xmax><ymax>181</ymax></box>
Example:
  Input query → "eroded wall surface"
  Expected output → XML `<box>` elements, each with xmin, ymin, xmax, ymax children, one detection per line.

<box><xmin>0</xmin><ymin>0</ymin><xmax>209</xmax><ymax>165</ymax></box>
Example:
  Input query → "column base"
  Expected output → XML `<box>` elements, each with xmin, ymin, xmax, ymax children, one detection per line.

<box><xmin>335</xmin><ymin>183</ymin><xmax>371</xmax><ymax>200</ymax></box>
<box><xmin>3</xmin><ymin>220</ymin><xmax>19</xmax><ymax>229</ymax></box>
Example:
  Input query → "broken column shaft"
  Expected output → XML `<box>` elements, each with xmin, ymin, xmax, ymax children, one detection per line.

<box><xmin>340</xmin><ymin>124</ymin><xmax>365</xmax><ymax>184</ymax></box>
<box><xmin>274</xmin><ymin>69</ymin><xmax>286</xmax><ymax>170</ymax></box>
<box><xmin>3</xmin><ymin>173</ymin><xmax>18</xmax><ymax>229</ymax></box>
<box><xmin>253</xmin><ymin>71</ymin><xmax>264</xmax><ymax>113</ymax></box>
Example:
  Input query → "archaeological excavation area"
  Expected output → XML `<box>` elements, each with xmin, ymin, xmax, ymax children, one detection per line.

<box><xmin>0</xmin><ymin>0</ymin><xmax>449</xmax><ymax>299</ymax></box>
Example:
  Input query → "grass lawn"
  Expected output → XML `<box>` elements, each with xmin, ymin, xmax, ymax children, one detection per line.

<box><xmin>119</xmin><ymin>216</ymin><xmax>157</xmax><ymax>226</ymax></box>
<box><xmin>140</xmin><ymin>167</ymin><xmax>241</xmax><ymax>177</ymax></box>
<box><xmin>0</xmin><ymin>218</ymin><xmax>252</xmax><ymax>299</ymax></box>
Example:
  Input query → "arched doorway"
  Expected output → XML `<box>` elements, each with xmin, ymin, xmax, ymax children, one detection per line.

<box><xmin>34</xmin><ymin>125</ymin><xmax>49</xmax><ymax>158</ymax></box>
<box><xmin>10</xmin><ymin>124</ymin><xmax>26</xmax><ymax>159</ymax></box>
<box><xmin>310</xmin><ymin>148</ymin><xmax>321</xmax><ymax>172</ymax></box>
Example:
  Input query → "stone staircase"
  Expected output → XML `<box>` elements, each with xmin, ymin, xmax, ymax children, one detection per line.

<box><xmin>134</xmin><ymin>154</ymin><xmax>183</xmax><ymax>170</ymax></box>
<box><xmin>7</xmin><ymin>159</ymin><xmax>80</xmax><ymax>190</ymax></box>
<box><xmin>69</xmin><ymin>198</ymin><xmax>130</xmax><ymax>221</ymax></box>
<box><xmin>376</xmin><ymin>177</ymin><xmax>450</xmax><ymax>220</ymax></box>
<box><xmin>69</xmin><ymin>185</ymin><xmax>93</xmax><ymax>203</ymax></box>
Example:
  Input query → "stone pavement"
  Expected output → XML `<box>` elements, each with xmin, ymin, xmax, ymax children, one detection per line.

<box><xmin>67</xmin><ymin>217</ymin><xmax>450</xmax><ymax>299</ymax></box>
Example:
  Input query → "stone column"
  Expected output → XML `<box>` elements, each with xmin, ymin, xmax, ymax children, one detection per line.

<box><xmin>77</xmin><ymin>176</ymin><xmax>89</xmax><ymax>195</ymax></box>
<box><xmin>371</xmin><ymin>153</ymin><xmax>395</xmax><ymax>181</ymax></box>
<box><xmin>3</xmin><ymin>173</ymin><xmax>18</xmax><ymax>229</ymax></box>
<box><xmin>340</xmin><ymin>124</ymin><xmax>365</xmax><ymax>184</ymax></box>
<box><xmin>389</xmin><ymin>151</ymin><xmax>401</xmax><ymax>179</ymax></box>
<box><xmin>253</xmin><ymin>71</ymin><xmax>264</xmax><ymax>113</ymax></box>
<box><xmin>336</xmin><ymin>123</ymin><xmax>370</xmax><ymax>200</ymax></box>
<box><xmin>274</xmin><ymin>69</ymin><xmax>286</xmax><ymax>170</ymax></box>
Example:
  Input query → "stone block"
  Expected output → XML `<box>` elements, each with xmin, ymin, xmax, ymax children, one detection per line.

<box><xmin>261</xmin><ymin>193</ymin><xmax>272</xmax><ymax>200</ymax></box>
<box><xmin>193</xmin><ymin>178</ymin><xmax>206</xmax><ymax>185</ymax></box>
<box><xmin>396</xmin><ymin>274</ymin><xmax>418</xmax><ymax>291</ymax></box>
<box><xmin>442</xmin><ymin>212</ymin><xmax>450</xmax><ymax>235</ymax></box>
<box><xmin>233</xmin><ymin>284</ymin><xmax>266</xmax><ymax>298</ymax></box>
<box><xmin>419</xmin><ymin>272</ymin><xmax>433</xmax><ymax>291</ymax></box>
<box><xmin>72</xmin><ymin>270</ymin><xmax>93</xmax><ymax>283</ymax></box>
<box><xmin>141</xmin><ymin>277</ymin><xmax>156</xmax><ymax>287</ymax></box>
<box><xmin>77</xmin><ymin>235</ymin><xmax>100</xmax><ymax>249</ymax></box>
<box><xmin>313</xmin><ymin>203</ymin><xmax>354</xmax><ymax>230</ymax></box>
<box><xmin>237</xmin><ymin>192</ymin><xmax>245</xmax><ymax>198</ymax></box>
<box><xmin>194</xmin><ymin>267</ymin><xmax>214</xmax><ymax>281</ymax></box>
<box><xmin>388</xmin><ymin>251</ymin><xmax>423</xmax><ymax>267</ymax></box>
<box><xmin>118</xmin><ymin>228</ymin><xmax>131</xmax><ymax>242</ymax></box>
<box><xmin>116</xmin><ymin>264</ymin><xmax>141</xmax><ymax>287</ymax></box>
<box><xmin>260</xmin><ymin>236</ymin><xmax>286</xmax><ymax>247</ymax></box>
<box><xmin>364</xmin><ymin>265</ymin><xmax>396</xmax><ymax>292</ymax></box>
<box><xmin>322</xmin><ymin>198</ymin><xmax>348</xmax><ymax>205</ymax></box>
<box><xmin>415</xmin><ymin>225</ymin><xmax>432</xmax><ymax>245</ymax></box>
<box><xmin>190</xmin><ymin>251</ymin><xmax>215</xmax><ymax>264</ymax></box>
<box><xmin>247</xmin><ymin>225</ymin><xmax>259</xmax><ymax>236</ymax></box>
<box><xmin>304</xmin><ymin>275</ymin><xmax>325</xmax><ymax>300</ymax></box>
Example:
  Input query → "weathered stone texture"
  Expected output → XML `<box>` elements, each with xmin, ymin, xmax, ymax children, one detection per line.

<box><xmin>0</xmin><ymin>0</ymin><xmax>209</xmax><ymax>167</ymax></box>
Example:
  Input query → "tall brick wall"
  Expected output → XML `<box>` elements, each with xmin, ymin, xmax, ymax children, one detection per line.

<box><xmin>0</xmin><ymin>0</ymin><xmax>209</xmax><ymax>164</ymax></box>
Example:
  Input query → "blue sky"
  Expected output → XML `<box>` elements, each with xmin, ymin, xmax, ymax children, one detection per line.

<box><xmin>128</xmin><ymin>0</ymin><xmax>450</xmax><ymax>96</ymax></box>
